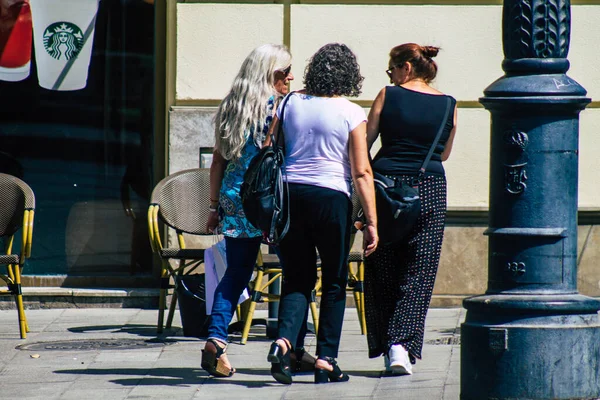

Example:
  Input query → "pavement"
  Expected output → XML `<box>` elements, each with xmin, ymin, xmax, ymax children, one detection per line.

<box><xmin>0</xmin><ymin>307</ymin><xmax>463</xmax><ymax>400</ymax></box>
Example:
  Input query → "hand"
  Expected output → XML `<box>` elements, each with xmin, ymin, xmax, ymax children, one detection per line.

<box><xmin>206</xmin><ymin>211</ymin><xmax>219</xmax><ymax>234</ymax></box>
<box><xmin>362</xmin><ymin>224</ymin><xmax>378</xmax><ymax>257</ymax></box>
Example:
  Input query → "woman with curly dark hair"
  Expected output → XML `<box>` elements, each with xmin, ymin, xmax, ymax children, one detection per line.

<box><xmin>265</xmin><ymin>43</ymin><xmax>378</xmax><ymax>385</ymax></box>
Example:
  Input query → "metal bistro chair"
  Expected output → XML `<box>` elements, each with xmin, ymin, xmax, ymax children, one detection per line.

<box><xmin>237</xmin><ymin>252</ymin><xmax>283</xmax><ymax>345</ymax></box>
<box><xmin>347</xmin><ymin>237</ymin><xmax>367</xmax><ymax>335</ymax></box>
<box><xmin>348</xmin><ymin>190</ymin><xmax>367</xmax><ymax>335</ymax></box>
<box><xmin>0</xmin><ymin>173</ymin><xmax>35</xmax><ymax>339</ymax></box>
<box><xmin>238</xmin><ymin>252</ymin><xmax>321</xmax><ymax>344</ymax></box>
<box><xmin>148</xmin><ymin>168</ymin><xmax>211</xmax><ymax>333</ymax></box>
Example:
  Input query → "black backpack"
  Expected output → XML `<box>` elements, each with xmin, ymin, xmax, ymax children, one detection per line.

<box><xmin>240</xmin><ymin>93</ymin><xmax>293</xmax><ymax>245</ymax></box>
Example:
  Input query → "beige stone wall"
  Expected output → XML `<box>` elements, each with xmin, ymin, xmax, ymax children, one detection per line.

<box><xmin>176</xmin><ymin>4</ymin><xmax>284</xmax><ymax>100</ymax></box>
<box><xmin>174</xmin><ymin>2</ymin><xmax>600</xmax><ymax>209</ymax></box>
<box><xmin>171</xmin><ymin>1</ymin><xmax>600</xmax><ymax>303</ymax></box>
<box><xmin>287</xmin><ymin>5</ymin><xmax>503</xmax><ymax>102</ymax></box>
<box><xmin>577</xmin><ymin>226</ymin><xmax>600</xmax><ymax>297</ymax></box>
<box><xmin>349</xmin><ymin>223</ymin><xmax>600</xmax><ymax>306</ymax></box>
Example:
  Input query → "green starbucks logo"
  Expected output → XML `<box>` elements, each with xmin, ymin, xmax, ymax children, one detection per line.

<box><xmin>42</xmin><ymin>22</ymin><xmax>84</xmax><ymax>61</ymax></box>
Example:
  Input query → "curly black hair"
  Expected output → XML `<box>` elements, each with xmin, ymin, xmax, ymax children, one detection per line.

<box><xmin>304</xmin><ymin>43</ymin><xmax>364</xmax><ymax>97</ymax></box>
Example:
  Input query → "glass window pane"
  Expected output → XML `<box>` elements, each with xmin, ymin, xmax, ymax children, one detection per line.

<box><xmin>0</xmin><ymin>0</ymin><xmax>155</xmax><ymax>278</ymax></box>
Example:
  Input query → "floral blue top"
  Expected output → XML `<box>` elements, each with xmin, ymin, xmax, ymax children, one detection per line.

<box><xmin>219</xmin><ymin>96</ymin><xmax>276</xmax><ymax>238</ymax></box>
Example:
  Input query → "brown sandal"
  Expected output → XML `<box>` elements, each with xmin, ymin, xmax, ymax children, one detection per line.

<box><xmin>201</xmin><ymin>339</ymin><xmax>235</xmax><ymax>377</ymax></box>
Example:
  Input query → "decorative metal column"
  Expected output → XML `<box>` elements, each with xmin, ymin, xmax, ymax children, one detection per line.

<box><xmin>461</xmin><ymin>1</ymin><xmax>600</xmax><ymax>399</ymax></box>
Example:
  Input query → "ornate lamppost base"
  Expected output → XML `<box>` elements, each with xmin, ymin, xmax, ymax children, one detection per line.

<box><xmin>461</xmin><ymin>294</ymin><xmax>600</xmax><ymax>400</ymax></box>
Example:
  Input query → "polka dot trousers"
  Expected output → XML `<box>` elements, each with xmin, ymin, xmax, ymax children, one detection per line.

<box><xmin>364</xmin><ymin>174</ymin><xmax>447</xmax><ymax>361</ymax></box>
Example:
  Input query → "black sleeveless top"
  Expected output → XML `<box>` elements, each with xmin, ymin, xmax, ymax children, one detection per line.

<box><xmin>371</xmin><ymin>85</ymin><xmax>456</xmax><ymax>177</ymax></box>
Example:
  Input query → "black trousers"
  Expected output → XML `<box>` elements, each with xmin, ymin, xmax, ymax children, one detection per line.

<box><xmin>276</xmin><ymin>183</ymin><xmax>351</xmax><ymax>358</ymax></box>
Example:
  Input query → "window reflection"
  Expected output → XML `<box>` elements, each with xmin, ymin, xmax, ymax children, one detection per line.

<box><xmin>0</xmin><ymin>0</ymin><xmax>155</xmax><ymax>280</ymax></box>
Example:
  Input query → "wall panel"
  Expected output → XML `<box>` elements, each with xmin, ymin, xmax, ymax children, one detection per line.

<box><xmin>177</xmin><ymin>4</ymin><xmax>284</xmax><ymax>100</ymax></box>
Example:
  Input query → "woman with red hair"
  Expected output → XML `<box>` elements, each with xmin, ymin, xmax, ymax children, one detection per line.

<box><xmin>365</xmin><ymin>43</ymin><xmax>458</xmax><ymax>376</ymax></box>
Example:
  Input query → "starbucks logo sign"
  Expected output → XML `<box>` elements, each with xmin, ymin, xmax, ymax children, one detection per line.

<box><xmin>42</xmin><ymin>22</ymin><xmax>84</xmax><ymax>61</ymax></box>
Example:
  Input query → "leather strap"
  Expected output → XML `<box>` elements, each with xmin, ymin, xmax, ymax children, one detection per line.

<box><xmin>419</xmin><ymin>97</ymin><xmax>452</xmax><ymax>178</ymax></box>
<box><xmin>273</xmin><ymin>91</ymin><xmax>295</xmax><ymax>152</ymax></box>
<box><xmin>266</xmin><ymin>92</ymin><xmax>294</xmax><ymax>245</ymax></box>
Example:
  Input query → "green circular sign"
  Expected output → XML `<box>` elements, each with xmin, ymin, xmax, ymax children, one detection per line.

<box><xmin>42</xmin><ymin>22</ymin><xmax>84</xmax><ymax>61</ymax></box>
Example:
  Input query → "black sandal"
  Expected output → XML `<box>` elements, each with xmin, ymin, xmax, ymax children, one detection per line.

<box><xmin>314</xmin><ymin>356</ymin><xmax>349</xmax><ymax>384</ymax></box>
<box><xmin>290</xmin><ymin>347</ymin><xmax>316</xmax><ymax>373</ymax></box>
<box><xmin>267</xmin><ymin>339</ymin><xmax>293</xmax><ymax>384</ymax></box>
<box><xmin>201</xmin><ymin>339</ymin><xmax>235</xmax><ymax>377</ymax></box>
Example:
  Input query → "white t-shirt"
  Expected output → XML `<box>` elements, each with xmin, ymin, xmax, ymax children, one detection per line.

<box><xmin>276</xmin><ymin>92</ymin><xmax>367</xmax><ymax>197</ymax></box>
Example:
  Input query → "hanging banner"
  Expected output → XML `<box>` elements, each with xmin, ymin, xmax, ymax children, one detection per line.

<box><xmin>30</xmin><ymin>0</ymin><xmax>99</xmax><ymax>91</ymax></box>
<box><xmin>0</xmin><ymin>0</ymin><xmax>32</xmax><ymax>82</ymax></box>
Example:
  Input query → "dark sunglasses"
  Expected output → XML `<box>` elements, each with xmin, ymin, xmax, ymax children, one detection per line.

<box><xmin>278</xmin><ymin>65</ymin><xmax>292</xmax><ymax>76</ymax></box>
<box><xmin>385</xmin><ymin>64</ymin><xmax>400</xmax><ymax>78</ymax></box>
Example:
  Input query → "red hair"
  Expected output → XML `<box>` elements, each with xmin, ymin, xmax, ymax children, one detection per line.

<box><xmin>389</xmin><ymin>43</ymin><xmax>439</xmax><ymax>83</ymax></box>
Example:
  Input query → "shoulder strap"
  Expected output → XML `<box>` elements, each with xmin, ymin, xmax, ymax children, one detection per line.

<box><xmin>273</xmin><ymin>91</ymin><xmax>295</xmax><ymax>151</ymax></box>
<box><xmin>265</xmin><ymin>92</ymin><xmax>294</xmax><ymax>245</ymax></box>
<box><xmin>419</xmin><ymin>97</ymin><xmax>452</xmax><ymax>176</ymax></box>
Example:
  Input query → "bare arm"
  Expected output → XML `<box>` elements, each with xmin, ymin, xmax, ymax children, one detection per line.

<box><xmin>349</xmin><ymin>121</ymin><xmax>378</xmax><ymax>256</ymax></box>
<box><xmin>206</xmin><ymin>149</ymin><xmax>227</xmax><ymax>233</ymax></box>
<box><xmin>366</xmin><ymin>87</ymin><xmax>386</xmax><ymax>151</ymax></box>
<box><xmin>441</xmin><ymin>105</ymin><xmax>458</xmax><ymax>162</ymax></box>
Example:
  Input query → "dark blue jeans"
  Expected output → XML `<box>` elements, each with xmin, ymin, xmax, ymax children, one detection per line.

<box><xmin>207</xmin><ymin>236</ymin><xmax>262</xmax><ymax>343</ymax></box>
<box><xmin>277</xmin><ymin>183</ymin><xmax>351</xmax><ymax>358</ymax></box>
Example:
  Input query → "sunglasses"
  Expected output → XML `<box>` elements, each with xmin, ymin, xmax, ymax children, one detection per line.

<box><xmin>278</xmin><ymin>65</ymin><xmax>292</xmax><ymax>76</ymax></box>
<box><xmin>385</xmin><ymin>64</ymin><xmax>400</xmax><ymax>78</ymax></box>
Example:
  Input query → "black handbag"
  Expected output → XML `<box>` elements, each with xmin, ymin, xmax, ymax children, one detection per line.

<box><xmin>371</xmin><ymin>172</ymin><xmax>421</xmax><ymax>245</ymax></box>
<box><xmin>366</xmin><ymin>97</ymin><xmax>452</xmax><ymax>245</ymax></box>
<box><xmin>240</xmin><ymin>93</ymin><xmax>293</xmax><ymax>245</ymax></box>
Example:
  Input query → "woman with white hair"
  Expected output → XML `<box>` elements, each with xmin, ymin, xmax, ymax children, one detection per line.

<box><xmin>200</xmin><ymin>44</ymin><xmax>297</xmax><ymax>378</ymax></box>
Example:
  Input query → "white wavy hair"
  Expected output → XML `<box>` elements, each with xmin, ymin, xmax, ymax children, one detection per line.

<box><xmin>214</xmin><ymin>44</ymin><xmax>292</xmax><ymax>161</ymax></box>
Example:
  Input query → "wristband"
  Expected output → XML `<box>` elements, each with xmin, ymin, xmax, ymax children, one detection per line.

<box><xmin>209</xmin><ymin>206</ymin><xmax>218</xmax><ymax>213</ymax></box>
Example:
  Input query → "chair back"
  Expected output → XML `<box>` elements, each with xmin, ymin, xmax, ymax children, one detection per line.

<box><xmin>350</xmin><ymin>188</ymin><xmax>363</xmax><ymax>233</ymax></box>
<box><xmin>150</xmin><ymin>168</ymin><xmax>211</xmax><ymax>235</ymax></box>
<box><xmin>0</xmin><ymin>174</ymin><xmax>35</xmax><ymax>238</ymax></box>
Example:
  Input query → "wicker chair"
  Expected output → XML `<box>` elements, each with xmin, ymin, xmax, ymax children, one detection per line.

<box><xmin>236</xmin><ymin>252</ymin><xmax>283</xmax><ymax>345</ymax></box>
<box><xmin>0</xmin><ymin>173</ymin><xmax>35</xmax><ymax>339</ymax></box>
<box><xmin>237</xmin><ymin>253</ymin><xmax>321</xmax><ymax>344</ymax></box>
<box><xmin>148</xmin><ymin>168</ymin><xmax>212</xmax><ymax>333</ymax></box>
<box><xmin>348</xmin><ymin>190</ymin><xmax>367</xmax><ymax>335</ymax></box>
<box><xmin>347</xmin><ymin>237</ymin><xmax>366</xmax><ymax>335</ymax></box>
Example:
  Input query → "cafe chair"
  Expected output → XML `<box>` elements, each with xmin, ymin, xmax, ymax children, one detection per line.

<box><xmin>348</xmin><ymin>190</ymin><xmax>367</xmax><ymax>335</ymax></box>
<box><xmin>0</xmin><ymin>173</ymin><xmax>35</xmax><ymax>339</ymax></box>
<box><xmin>237</xmin><ymin>252</ymin><xmax>283</xmax><ymax>345</ymax></box>
<box><xmin>347</xmin><ymin>244</ymin><xmax>366</xmax><ymax>335</ymax></box>
<box><xmin>238</xmin><ymin>252</ymin><xmax>321</xmax><ymax>344</ymax></box>
<box><xmin>148</xmin><ymin>168</ymin><xmax>211</xmax><ymax>333</ymax></box>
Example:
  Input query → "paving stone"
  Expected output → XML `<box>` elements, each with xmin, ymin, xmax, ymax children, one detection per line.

<box><xmin>0</xmin><ymin>308</ymin><xmax>464</xmax><ymax>400</ymax></box>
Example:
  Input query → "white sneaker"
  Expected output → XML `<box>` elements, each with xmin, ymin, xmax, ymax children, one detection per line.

<box><xmin>388</xmin><ymin>344</ymin><xmax>413</xmax><ymax>375</ymax></box>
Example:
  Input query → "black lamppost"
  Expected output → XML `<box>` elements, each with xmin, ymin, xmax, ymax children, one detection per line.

<box><xmin>461</xmin><ymin>1</ymin><xmax>600</xmax><ymax>398</ymax></box>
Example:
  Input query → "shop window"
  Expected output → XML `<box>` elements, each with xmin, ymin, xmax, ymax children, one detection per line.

<box><xmin>0</xmin><ymin>0</ymin><xmax>155</xmax><ymax>278</ymax></box>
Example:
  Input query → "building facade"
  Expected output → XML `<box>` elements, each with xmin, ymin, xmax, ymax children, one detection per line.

<box><xmin>1</xmin><ymin>0</ymin><xmax>599</xmax><ymax>305</ymax></box>
<box><xmin>168</xmin><ymin>0</ymin><xmax>600</xmax><ymax>305</ymax></box>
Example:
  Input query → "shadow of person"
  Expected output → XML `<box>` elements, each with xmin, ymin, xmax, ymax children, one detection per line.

<box><xmin>66</xmin><ymin>323</ymin><xmax>204</xmax><ymax>342</ymax></box>
<box><xmin>55</xmin><ymin>367</ymin><xmax>279</xmax><ymax>388</ymax></box>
